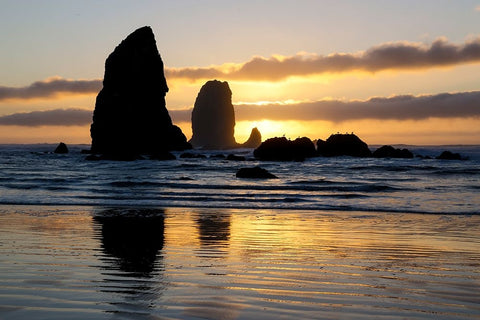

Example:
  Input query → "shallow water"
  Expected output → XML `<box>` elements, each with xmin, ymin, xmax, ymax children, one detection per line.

<box><xmin>0</xmin><ymin>144</ymin><xmax>479</xmax><ymax>214</ymax></box>
<box><xmin>1</xmin><ymin>206</ymin><xmax>479</xmax><ymax>319</ymax></box>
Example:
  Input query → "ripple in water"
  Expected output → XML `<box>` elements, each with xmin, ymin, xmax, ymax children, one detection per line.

<box><xmin>0</xmin><ymin>206</ymin><xmax>479</xmax><ymax>319</ymax></box>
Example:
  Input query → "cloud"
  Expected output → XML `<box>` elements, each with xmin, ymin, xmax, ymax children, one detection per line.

<box><xmin>234</xmin><ymin>91</ymin><xmax>480</xmax><ymax>122</ymax></box>
<box><xmin>2</xmin><ymin>37</ymin><xmax>479</xmax><ymax>101</ymax></box>
<box><xmin>476</xmin><ymin>5</ymin><xmax>480</xmax><ymax>12</ymax></box>
<box><xmin>2</xmin><ymin>91</ymin><xmax>478</xmax><ymax>127</ymax></box>
<box><xmin>165</xmin><ymin>37</ymin><xmax>480</xmax><ymax>81</ymax></box>
<box><xmin>0</xmin><ymin>109</ymin><xmax>92</xmax><ymax>126</ymax></box>
<box><xmin>0</xmin><ymin>77</ymin><xmax>102</xmax><ymax>101</ymax></box>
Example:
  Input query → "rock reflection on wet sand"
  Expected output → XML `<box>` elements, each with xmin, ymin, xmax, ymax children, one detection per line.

<box><xmin>0</xmin><ymin>206</ymin><xmax>479</xmax><ymax>319</ymax></box>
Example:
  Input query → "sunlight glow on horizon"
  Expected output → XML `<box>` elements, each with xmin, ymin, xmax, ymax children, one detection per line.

<box><xmin>0</xmin><ymin>1</ymin><xmax>479</xmax><ymax>145</ymax></box>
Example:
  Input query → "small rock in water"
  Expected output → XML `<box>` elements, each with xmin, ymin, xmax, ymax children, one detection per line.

<box><xmin>54</xmin><ymin>142</ymin><xmax>69</xmax><ymax>154</ymax></box>
<box><xmin>236</xmin><ymin>166</ymin><xmax>278</xmax><ymax>179</ymax></box>
<box><xmin>436</xmin><ymin>151</ymin><xmax>462</xmax><ymax>160</ymax></box>
<box><xmin>373</xmin><ymin>145</ymin><xmax>413</xmax><ymax>158</ymax></box>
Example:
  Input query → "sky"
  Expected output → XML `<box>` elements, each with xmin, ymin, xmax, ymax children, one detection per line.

<box><xmin>0</xmin><ymin>0</ymin><xmax>479</xmax><ymax>145</ymax></box>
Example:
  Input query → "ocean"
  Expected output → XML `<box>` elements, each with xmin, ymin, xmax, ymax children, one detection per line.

<box><xmin>0</xmin><ymin>144</ymin><xmax>479</xmax><ymax>319</ymax></box>
<box><xmin>0</xmin><ymin>144</ymin><xmax>479</xmax><ymax>214</ymax></box>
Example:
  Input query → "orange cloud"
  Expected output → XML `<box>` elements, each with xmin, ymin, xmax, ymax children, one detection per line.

<box><xmin>3</xmin><ymin>37</ymin><xmax>480</xmax><ymax>102</ymax></box>
<box><xmin>2</xmin><ymin>90</ymin><xmax>478</xmax><ymax>128</ymax></box>
<box><xmin>169</xmin><ymin>91</ymin><xmax>480</xmax><ymax>123</ymax></box>
<box><xmin>165</xmin><ymin>37</ymin><xmax>480</xmax><ymax>81</ymax></box>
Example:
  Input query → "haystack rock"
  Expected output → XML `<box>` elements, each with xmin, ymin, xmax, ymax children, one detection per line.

<box><xmin>90</xmin><ymin>26</ymin><xmax>191</xmax><ymax>156</ymax></box>
<box><xmin>190</xmin><ymin>80</ymin><xmax>237</xmax><ymax>149</ymax></box>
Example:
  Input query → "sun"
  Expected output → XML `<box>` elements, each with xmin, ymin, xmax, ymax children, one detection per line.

<box><xmin>236</xmin><ymin>120</ymin><xmax>309</xmax><ymax>142</ymax></box>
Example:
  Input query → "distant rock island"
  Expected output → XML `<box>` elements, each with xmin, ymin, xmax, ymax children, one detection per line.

<box><xmin>190</xmin><ymin>80</ymin><xmax>261</xmax><ymax>149</ymax></box>
<box><xmin>90</xmin><ymin>26</ymin><xmax>191</xmax><ymax>157</ymax></box>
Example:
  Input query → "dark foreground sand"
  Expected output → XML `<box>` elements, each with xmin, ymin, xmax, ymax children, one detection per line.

<box><xmin>0</xmin><ymin>206</ymin><xmax>479</xmax><ymax>319</ymax></box>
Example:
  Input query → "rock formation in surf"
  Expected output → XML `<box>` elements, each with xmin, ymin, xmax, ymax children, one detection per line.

<box><xmin>236</xmin><ymin>166</ymin><xmax>278</xmax><ymax>179</ymax></box>
<box><xmin>373</xmin><ymin>145</ymin><xmax>413</xmax><ymax>158</ymax></box>
<box><xmin>90</xmin><ymin>26</ymin><xmax>191</xmax><ymax>156</ymax></box>
<box><xmin>254</xmin><ymin>137</ymin><xmax>316</xmax><ymax>161</ymax></box>
<box><xmin>54</xmin><ymin>142</ymin><xmax>69</xmax><ymax>154</ymax></box>
<box><xmin>241</xmin><ymin>127</ymin><xmax>262</xmax><ymax>148</ymax></box>
<box><xmin>189</xmin><ymin>80</ymin><xmax>262</xmax><ymax>149</ymax></box>
<box><xmin>317</xmin><ymin>133</ymin><xmax>371</xmax><ymax>157</ymax></box>
<box><xmin>190</xmin><ymin>80</ymin><xmax>237</xmax><ymax>149</ymax></box>
<box><xmin>436</xmin><ymin>150</ymin><xmax>462</xmax><ymax>160</ymax></box>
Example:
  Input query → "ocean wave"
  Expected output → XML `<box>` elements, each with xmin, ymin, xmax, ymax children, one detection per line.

<box><xmin>0</xmin><ymin>200</ymin><xmax>477</xmax><ymax>215</ymax></box>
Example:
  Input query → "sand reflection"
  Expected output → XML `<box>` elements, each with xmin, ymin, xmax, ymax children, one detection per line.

<box><xmin>93</xmin><ymin>208</ymin><xmax>166</xmax><ymax>316</ymax></box>
<box><xmin>196</xmin><ymin>211</ymin><xmax>231</xmax><ymax>246</ymax></box>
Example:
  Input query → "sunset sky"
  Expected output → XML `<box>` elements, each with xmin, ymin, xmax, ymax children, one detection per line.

<box><xmin>1</xmin><ymin>0</ymin><xmax>479</xmax><ymax>145</ymax></box>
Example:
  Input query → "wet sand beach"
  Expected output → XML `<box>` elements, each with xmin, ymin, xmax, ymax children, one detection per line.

<box><xmin>1</xmin><ymin>206</ymin><xmax>479</xmax><ymax>319</ymax></box>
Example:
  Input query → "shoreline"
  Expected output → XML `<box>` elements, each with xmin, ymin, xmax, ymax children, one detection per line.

<box><xmin>1</xmin><ymin>203</ymin><xmax>479</xmax><ymax>216</ymax></box>
<box><xmin>1</xmin><ymin>206</ymin><xmax>479</xmax><ymax>319</ymax></box>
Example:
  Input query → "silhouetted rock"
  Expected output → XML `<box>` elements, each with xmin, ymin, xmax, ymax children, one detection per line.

<box><xmin>241</xmin><ymin>127</ymin><xmax>262</xmax><ymax>148</ymax></box>
<box><xmin>210</xmin><ymin>154</ymin><xmax>226</xmax><ymax>159</ymax></box>
<box><xmin>373</xmin><ymin>145</ymin><xmax>413</xmax><ymax>158</ymax></box>
<box><xmin>90</xmin><ymin>26</ymin><xmax>191</xmax><ymax>157</ymax></box>
<box><xmin>226</xmin><ymin>154</ymin><xmax>246</xmax><ymax>161</ymax></box>
<box><xmin>254</xmin><ymin>137</ymin><xmax>316</xmax><ymax>161</ymax></box>
<box><xmin>54</xmin><ymin>142</ymin><xmax>69</xmax><ymax>154</ymax></box>
<box><xmin>190</xmin><ymin>80</ymin><xmax>236</xmax><ymax>149</ymax></box>
<box><xmin>236</xmin><ymin>166</ymin><xmax>278</xmax><ymax>179</ymax></box>
<box><xmin>317</xmin><ymin>134</ymin><xmax>372</xmax><ymax>157</ymax></box>
<box><xmin>436</xmin><ymin>150</ymin><xmax>462</xmax><ymax>160</ymax></box>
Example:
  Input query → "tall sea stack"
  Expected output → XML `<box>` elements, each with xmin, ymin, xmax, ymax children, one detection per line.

<box><xmin>90</xmin><ymin>26</ymin><xmax>191</xmax><ymax>156</ymax></box>
<box><xmin>190</xmin><ymin>80</ymin><xmax>237</xmax><ymax>149</ymax></box>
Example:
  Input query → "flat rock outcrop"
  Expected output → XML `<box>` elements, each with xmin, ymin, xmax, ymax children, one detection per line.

<box><xmin>317</xmin><ymin>134</ymin><xmax>371</xmax><ymax>157</ymax></box>
<box><xmin>254</xmin><ymin>137</ymin><xmax>316</xmax><ymax>161</ymax></box>
<box><xmin>190</xmin><ymin>80</ymin><xmax>237</xmax><ymax>149</ymax></box>
<box><xmin>373</xmin><ymin>145</ymin><xmax>413</xmax><ymax>158</ymax></box>
<box><xmin>90</xmin><ymin>26</ymin><xmax>191</xmax><ymax>156</ymax></box>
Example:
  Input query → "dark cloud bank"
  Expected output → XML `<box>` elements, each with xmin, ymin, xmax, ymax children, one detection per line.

<box><xmin>0</xmin><ymin>91</ymin><xmax>478</xmax><ymax>127</ymax></box>
<box><xmin>158</xmin><ymin>91</ymin><xmax>480</xmax><ymax>123</ymax></box>
<box><xmin>0</xmin><ymin>109</ymin><xmax>92</xmax><ymax>126</ymax></box>
<box><xmin>167</xmin><ymin>37</ymin><xmax>480</xmax><ymax>81</ymax></box>
<box><xmin>0</xmin><ymin>78</ymin><xmax>102</xmax><ymax>101</ymax></box>
<box><xmin>233</xmin><ymin>91</ymin><xmax>480</xmax><ymax>123</ymax></box>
